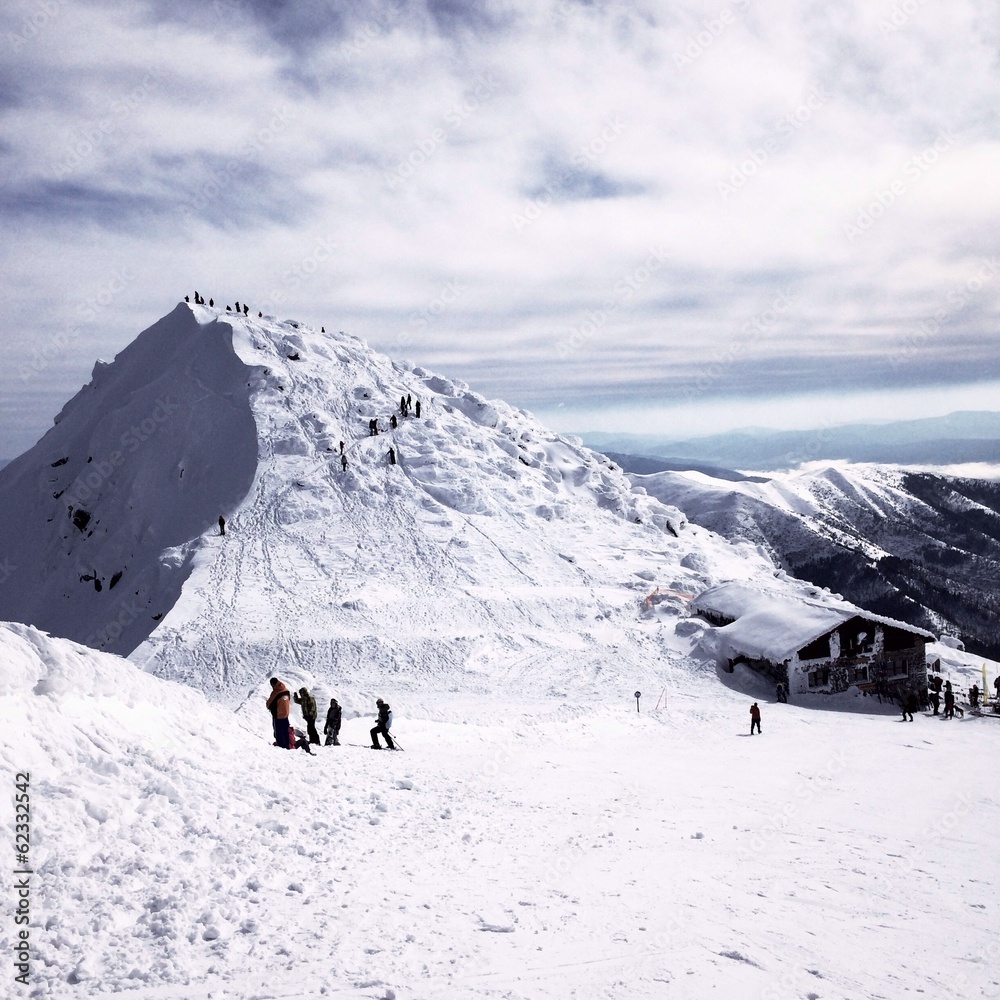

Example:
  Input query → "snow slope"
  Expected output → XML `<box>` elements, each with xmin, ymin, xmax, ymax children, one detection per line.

<box><xmin>0</xmin><ymin>301</ymin><xmax>784</xmax><ymax>706</ymax></box>
<box><xmin>635</xmin><ymin>462</ymin><xmax>1000</xmax><ymax>657</ymax></box>
<box><xmin>3</xmin><ymin>304</ymin><xmax>1000</xmax><ymax>999</ymax></box>
<box><xmin>3</xmin><ymin>622</ymin><xmax>999</xmax><ymax>1000</ymax></box>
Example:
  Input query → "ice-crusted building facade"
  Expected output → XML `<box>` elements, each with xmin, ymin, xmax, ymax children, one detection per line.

<box><xmin>693</xmin><ymin>583</ymin><xmax>934</xmax><ymax>701</ymax></box>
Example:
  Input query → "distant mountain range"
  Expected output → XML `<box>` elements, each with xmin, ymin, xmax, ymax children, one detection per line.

<box><xmin>583</xmin><ymin>411</ymin><xmax>1000</xmax><ymax>470</ymax></box>
<box><xmin>634</xmin><ymin>463</ymin><xmax>1000</xmax><ymax>659</ymax></box>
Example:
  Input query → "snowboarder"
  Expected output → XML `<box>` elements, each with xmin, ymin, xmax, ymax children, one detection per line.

<box><xmin>750</xmin><ymin>702</ymin><xmax>761</xmax><ymax>735</ymax></box>
<box><xmin>370</xmin><ymin>698</ymin><xmax>395</xmax><ymax>750</ymax></box>
<box><xmin>324</xmin><ymin>698</ymin><xmax>342</xmax><ymax>746</ymax></box>
<box><xmin>294</xmin><ymin>687</ymin><xmax>320</xmax><ymax>745</ymax></box>
<box><xmin>266</xmin><ymin>677</ymin><xmax>292</xmax><ymax>749</ymax></box>
<box><xmin>218</xmin><ymin>515</ymin><xmax>226</xmax><ymax>536</ymax></box>
<box><xmin>388</xmin><ymin>447</ymin><xmax>396</xmax><ymax>465</ymax></box>
<box><xmin>775</xmin><ymin>681</ymin><xmax>787</xmax><ymax>703</ymax></box>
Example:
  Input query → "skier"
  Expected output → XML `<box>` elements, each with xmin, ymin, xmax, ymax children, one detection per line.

<box><xmin>266</xmin><ymin>677</ymin><xmax>292</xmax><ymax>749</ymax></box>
<box><xmin>324</xmin><ymin>698</ymin><xmax>342</xmax><ymax>746</ymax></box>
<box><xmin>750</xmin><ymin>702</ymin><xmax>761</xmax><ymax>735</ymax></box>
<box><xmin>294</xmin><ymin>687</ymin><xmax>320</xmax><ymax>745</ymax></box>
<box><xmin>218</xmin><ymin>515</ymin><xmax>226</xmax><ymax>536</ymax></box>
<box><xmin>370</xmin><ymin>698</ymin><xmax>395</xmax><ymax>750</ymax></box>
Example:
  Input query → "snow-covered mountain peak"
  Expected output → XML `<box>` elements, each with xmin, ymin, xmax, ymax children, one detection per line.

<box><xmin>0</xmin><ymin>301</ymin><xmax>788</xmax><ymax>704</ymax></box>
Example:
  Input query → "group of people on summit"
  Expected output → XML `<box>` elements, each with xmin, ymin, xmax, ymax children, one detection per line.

<box><xmin>265</xmin><ymin>678</ymin><xmax>396</xmax><ymax>753</ymax></box>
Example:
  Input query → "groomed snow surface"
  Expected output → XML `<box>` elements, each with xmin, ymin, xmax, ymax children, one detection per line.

<box><xmin>3</xmin><ymin>622</ymin><xmax>999</xmax><ymax>1000</ymax></box>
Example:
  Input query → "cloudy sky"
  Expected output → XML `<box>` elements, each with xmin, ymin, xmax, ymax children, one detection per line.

<box><xmin>2</xmin><ymin>0</ymin><xmax>999</xmax><ymax>458</ymax></box>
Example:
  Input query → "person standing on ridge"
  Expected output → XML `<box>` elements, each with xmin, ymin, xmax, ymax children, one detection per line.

<box><xmin>750</xmin><ymin>702</ymin><xmax>761</xmax><ymax>735</ymax></box>
<box><xmin>370</xmin><ymin>698</ymin><xmax>395</xmax><ymax>750</ymax></box>
<box><xmin>324</xmin><ymin>698</ymin><xmax>342</xmax><ymax>746</ymax></box>
<box><xmin>218</xmin><ymin>515</ymin><xmax>226</xmax><ymax>536</ymax></box>
<box><xmin>266</xmin><ymin>677</ymin><xmax>292</xmax><ymax>748</ymax></box>
<box><xmin>294</xmin><ymin>686</ymin><xmax>320</xmax><ymax>745</ymax></box>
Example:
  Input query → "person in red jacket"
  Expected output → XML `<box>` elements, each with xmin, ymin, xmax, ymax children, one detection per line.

<box><xmin>750</xmin><ymin>702</ymin><xmax>761</xmax><ymax>735</ymax></box>
<box><xmin>266</xmin><ymin>677</ymin><xmax>292</xmax><ymax>748</ymax></box>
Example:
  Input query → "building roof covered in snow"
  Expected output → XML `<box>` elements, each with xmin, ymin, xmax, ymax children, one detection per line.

<box><xmin>693</xmin><ymin>582</ymin><xmax>935</xmax><ymax>664</ymax></box>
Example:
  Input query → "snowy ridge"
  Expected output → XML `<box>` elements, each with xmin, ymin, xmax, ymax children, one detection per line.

<box><xmin>0</xmin><ymin>301</ymin><xmax>787</xmax><ymax>707</ymax></box>
<box><xmin>635</xmin><ymin>460</ymin><xmax>1000</xmax><ymax>657</ymax></box>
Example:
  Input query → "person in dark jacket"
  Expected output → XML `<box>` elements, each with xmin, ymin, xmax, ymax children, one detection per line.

<box><xmin>775</xmin><ymin>681</ymin><xmax>787</xmax><ymax>703</ymax></box>
<box><xmin>414</xmin><ymin>399</ymin><xmax>420</xmax><ymax>418</ymax></box>
<box><xmin>324</xmin><ymin>698</ymin><xmax>342</xmax><ymax>746</ymax></box>
<box><xmin>943</xmin><ymin>681</ymin><xmax>955</xmax><ymax>719</ymax></box>
<box><xmin>370</xmin><ymin>698</ymin><xmax>395</xmax><ymax>749</ymax></box>
<box><xmin>750</xmin><ymin>702</ymin><xmax>761</xmax><ymax>735</ymax></box>
<box><xmin>266</xmin><ymin>677</ymin><xmax>292</xmax><ymax>748</ymax></box>
<box><xmin>901</xmin><ymin>691</ymin><xmax>915</xmax><ymax>722</ymax></box>
<box><xmin>388</xmin><ymin>447</ymin><xmax>396</xmax><ymax>465</ymax></box>
<box><xmin>294</xmin><ymin>687</ymin><xmax>320</xmax><ymax>744</ymax></box>
<box><xmin>218</xmin><ymin>515</ymin><xmax>226</xmax><ymax>536</ymax></box>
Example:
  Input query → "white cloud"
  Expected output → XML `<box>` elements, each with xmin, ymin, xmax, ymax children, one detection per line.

<box><xmin>1</xmin><ymin>0</ymin><xmax>999</xmax><ymax>455</ymax></box>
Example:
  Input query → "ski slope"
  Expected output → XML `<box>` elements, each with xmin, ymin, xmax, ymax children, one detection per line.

<box><xmin>2</xmin><ymin>622</ymin><xmax>999</xmax><ymax>999</ymax></box>
<box><xmin>3</xmin><ymin>302</ymin><xmax>999</xmax><ymax>999</ymax></box>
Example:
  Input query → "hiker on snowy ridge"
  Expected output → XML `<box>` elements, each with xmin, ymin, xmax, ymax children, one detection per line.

<box><xmin>266</xmin><ymin>677</ymin><xmax>292</xmax><ymax>749</ymax></box>
<box><xmin>294</xmin><ymin>687</ymin><xmax>320</xmax><ymax>745</ymax></box>
<box><xmin>750</xmin><ymin>702</ymin><xmax>761</xmax><ymax>735</ymax></box>
<box><xmin>370</xmin><ymin>698</ymin><xmax>395</xmax><ymax>750</ymax></box>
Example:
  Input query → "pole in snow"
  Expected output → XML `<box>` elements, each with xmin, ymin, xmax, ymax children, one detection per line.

<box><xmin>634</xmin><ymin>690</ymin><xmax>641</xmax><ymax>713</ymax></box>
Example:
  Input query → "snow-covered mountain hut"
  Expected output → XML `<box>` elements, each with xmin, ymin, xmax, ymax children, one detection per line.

<box><xmin>693</xmin><ymin>583</ymin><xmax>933</xmax><ymax>701</ymax></box>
